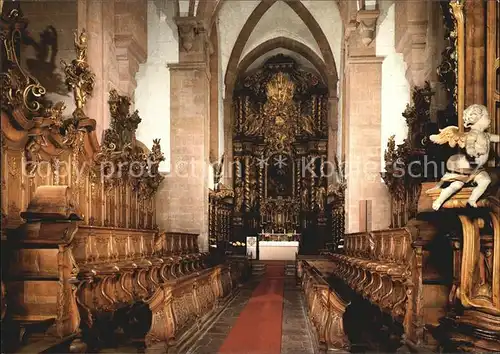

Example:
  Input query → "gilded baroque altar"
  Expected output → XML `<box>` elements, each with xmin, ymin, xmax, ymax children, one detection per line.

<box><xmin>232</xmin><ymin>55</ymin><xmax>330</xmax><ymax>253</ymax></box>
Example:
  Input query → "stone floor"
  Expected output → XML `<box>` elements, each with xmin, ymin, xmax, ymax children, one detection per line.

<box><xmin>280</xmin><ymin>278</ymin><xmax>316</xmax><ymax>354</ymax></box>
<box><xmin>187</xmin><ymin>277</ymin><xmax>316</xmax><ymax>354</ymax></box>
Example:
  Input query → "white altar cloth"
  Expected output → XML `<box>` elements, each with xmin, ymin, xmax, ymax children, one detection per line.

<box><xmin>258</xmin><ymin>241</ymin><xmax>299</xmax><ymax>261</ymax></box>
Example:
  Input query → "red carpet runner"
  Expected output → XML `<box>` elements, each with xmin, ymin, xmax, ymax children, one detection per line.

<box><xmin>218</xmin><ymin>261</ymin><xmax>285</xmax><ymax>354</ymax></box>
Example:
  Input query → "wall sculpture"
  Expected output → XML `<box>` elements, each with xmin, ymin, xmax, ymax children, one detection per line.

<box><xmin>232</xmin><ymin>55</ymin><xmax>330</xmax><ymax>253</ymax></box>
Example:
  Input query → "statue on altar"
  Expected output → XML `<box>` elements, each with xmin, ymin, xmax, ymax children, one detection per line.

<box><xmin>428</xmin><ymin>104</ymin><xmax>499</xmax><ymax>210</ymax></box>
<box><xmin>314</xmin><ymin>184</ymin><xmax>326</xmax><ymax>212</ymax></box>
<box><xmin>249</xmin><ymin>181</ymin><xmax>259</xmax><ymax>210</ymax></box>
<box><xmin>301</xmin><ymin>178</ymin><xmax>310</xmax><ymax>211</ymax></box>
<box><xmin>234</xmin><ymin>181</ymin><xmax>243</xmax><ymax>212</ymax></box>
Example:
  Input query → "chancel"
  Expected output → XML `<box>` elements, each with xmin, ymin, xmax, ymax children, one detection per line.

<box><xmin>1</xmin><ymin>0</ymin><xmax>499</xmax><ymax>353</ymax></box>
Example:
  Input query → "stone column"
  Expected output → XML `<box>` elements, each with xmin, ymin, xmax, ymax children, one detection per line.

<box><xmin>344</xmin><ymin>56</ymin><xmax>390</xmax><ymax>233</ymax></box>
<box><xmin>114</xmin><ymin>0</ymin><xmax>148</xmax><ymax>99</ymax></box>
<box><xmin>155</xmin><ymin>16</ymin><xmax>211</xmax><ymax>252</ymax></box>
<box><xmin>86</xmin><ymin>0</ymin><xmax>120</xmax><ymax>141</ymax></box>
<box><xmin>343</xmin><ymin>9</ymin><xmax>390</xmax><ymax>233</ymax></box>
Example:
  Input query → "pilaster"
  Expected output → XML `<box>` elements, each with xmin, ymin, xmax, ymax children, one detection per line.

<box><xmin>343</xmin><ymin>55</ymin><xmax>390</xmax><ymax>233</ymax></box>
<box><xmin>155</xmin><ymin>25</ymin><xmax>211</xmax><ymax>251</ymax></box>
<box><xmin>394</xmin><ymin>1</ymin><xmax>429</xmax><ymax>87</ymax></box>
<box><xmin>86</xmin><ymin>0</ymin><xmax>120</xmax><ymax>141</ymax></box>
<box><xmin>114</xmin><ymin>0</ymin><xmax>148</xmax><ymax>98</ymax></box>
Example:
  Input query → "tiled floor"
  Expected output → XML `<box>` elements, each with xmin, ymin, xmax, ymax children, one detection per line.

<box><xmin>187</xmin><ymin>276</ymin><xmax>316</xmax><ymax>354</ymax></box>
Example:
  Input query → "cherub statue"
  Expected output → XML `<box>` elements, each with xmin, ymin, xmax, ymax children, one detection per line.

<box><xmin>428</xmin><ymin>104</ymin><xmax>499</xmax><ymax>210</ymax></box>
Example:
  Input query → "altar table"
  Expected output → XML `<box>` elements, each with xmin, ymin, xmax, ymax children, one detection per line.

<box><xmin>258</xmin><ymin>241</ymin><xmax>299</xmax><ymax>261</ymax></box>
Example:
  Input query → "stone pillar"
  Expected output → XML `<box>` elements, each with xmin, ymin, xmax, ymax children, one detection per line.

<box><xmin>344</xmin><ymin>56</ymin><xmax>390</xmax><ymax>233</ymax></box>
<box><xmin>114</xmin><ymin>0</ymin><xmax>148</xmax><ymax>99</ymax></box>
<box><xmin>394</xmin><ymin>1</ymin><xmax>429</xmax><ymax>87</ymax></box>
<box><xmin>86</xmin><ymin>0</ymin><xmax>120</xmax><ymax>141</ymax></box>
<box><xmin>155</xmin><ymin>16</ymin><xmax>211</xmax><ymax>252</ymax></box>
<box><xmin>343</xmin><ymin>9</ymin><xmax>390</xmax><ymax>233</ymax></box>
<box><xmin>223</xmin><ymin>95</ymin><xmax>234</xmax><ymax>186</ymax></box>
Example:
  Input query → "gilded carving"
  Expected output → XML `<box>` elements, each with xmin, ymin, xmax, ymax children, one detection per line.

<box><xmin>382</xmin><ymin>83</ymin><xmax>434</xmax><ymax>227</ymax></box>
<box><xmin>0</xmin><ymin>8</ymin><xmax>47</xmax><ymax>115</ymax></box>
<box><xmin>61</xmin><ymin>29</ymin><xmax>95</xmax><ymax>119</ymax></box>
<box><xmin>95</xmin><ymin>90</ymin><xmax>165</xmax><ymax>200</ymax></box>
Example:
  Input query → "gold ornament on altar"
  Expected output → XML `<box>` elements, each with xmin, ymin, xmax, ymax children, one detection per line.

<box><xmin>241</xmin><ymin>72</ymin><xmax>316</xmax><ymax>152</ymax></box>
<box><xmin>267</xmin><ymin>72</ymin><xmax>295</xmax><ymax>104</ymax></box>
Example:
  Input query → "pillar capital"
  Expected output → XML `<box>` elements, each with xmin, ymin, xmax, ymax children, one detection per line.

<box><xmin>174</xmin><ymin>16</ymin><xmax>212</xmax><ymax>63</ymax></box>
<box><xmin>355</xmin><ymin>9</ymin><xmax>380</xmax><ymax>46</ymax></box>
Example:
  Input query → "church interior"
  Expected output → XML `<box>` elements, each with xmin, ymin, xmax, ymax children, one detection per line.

<box><xmin>0</xmin><ymin>0</ymin><xmax>499</xmax><ymax>352</ymax></box>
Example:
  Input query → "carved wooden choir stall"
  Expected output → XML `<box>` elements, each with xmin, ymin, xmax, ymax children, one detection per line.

<box><xmin>0</xmin><ymin>5</ymin><xmax>246</xmax><ymax>353</ymax></box>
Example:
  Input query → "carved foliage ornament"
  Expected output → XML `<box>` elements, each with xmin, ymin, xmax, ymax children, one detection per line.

<box><xmin>0</xmin><ymin>8</ymin><xmax>46</xmax><ymax>115</ymax></box>
<box><xmin>21</xmin><ymin>27</ymin><xmax>97</xmax><ymax>177</ymax></box>
<box><xmin>94</xmin><ymin>89</ymin><xmax>165</xmax><ymax>200</ymax></box>
<box><xmin>61</xmin><ymin>29</ymin><xmax>95</xmax><ymax>119</ymax></box>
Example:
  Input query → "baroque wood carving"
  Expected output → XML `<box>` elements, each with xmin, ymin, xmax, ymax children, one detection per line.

<box><xmin>299</xmin><ymin>260</ymin><xmax>350</xmax><ymax>351</ymax></box>
<box><xmin>382</xmin><ymin>82</ymin><xmax>436</xmax><ymax>227</ymax></box>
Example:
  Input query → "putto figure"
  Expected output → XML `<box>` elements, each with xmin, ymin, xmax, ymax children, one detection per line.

<box><xmin>429</xmin><ymin>104</ymin><xmax>499</xmax><ymax>210</ymax></box>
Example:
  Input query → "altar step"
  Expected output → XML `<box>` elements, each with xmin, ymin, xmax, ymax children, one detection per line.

<box><xmin>284</xmin><ymin>262</ymin><xmax>296</xmax><ymax>276</ymax></box>
<box><xmin>251</xmin><ymin>262</ymin><xmax>267</xmax><ymax>277</ymax></box>
<box><xmin>250</xmin><ymin>261</ymin><xmax>296</xmax><ymax>277</ymax></box>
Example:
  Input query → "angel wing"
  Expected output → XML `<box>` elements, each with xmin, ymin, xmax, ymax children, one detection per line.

<box><xmin>429</xmin><ymin>126</ymin><xmax>466</xmax><ymax>148</ymax></box>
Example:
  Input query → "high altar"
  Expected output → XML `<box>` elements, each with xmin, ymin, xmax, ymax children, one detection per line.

<box><xmin>231</xmin><ymin>55</ymin><xmax>334</xmax><ymax>255</ymax></box>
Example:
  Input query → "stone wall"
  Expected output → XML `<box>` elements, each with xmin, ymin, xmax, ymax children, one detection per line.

<box><xmin>20</xmin><ymin>1</ymin><xmax>79</xmax><ymax>117</ymax></box>
<box><xmin>135</xmin><ymin>0</ymin><xmax>179</xmax><ymax>172</ymax></box>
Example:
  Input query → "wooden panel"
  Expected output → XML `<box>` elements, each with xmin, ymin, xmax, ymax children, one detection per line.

<box><xmin>8</xmin><ymin>249</ymin><xmax>59</xmax><ymax>278</ymax></box>
<box><xmin>7</xmin><ymin>281</ymin><xmax>59</xmax><ymax>321</ymax></box>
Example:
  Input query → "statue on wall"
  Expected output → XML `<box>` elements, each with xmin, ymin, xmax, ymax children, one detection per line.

<box><xmin>302</xmin><ymin>114</ymin><xmax>316</xmax><ymax>136</ymax></box>
<box><xmin>428</xmin><ymin>104</ymin><xmax>499</xmax><ymax>210</ymax></box>
<box><xmin>243</xmin><ymin>110</ymin><xmax>263</xmax><ymax>136</ymax></box>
